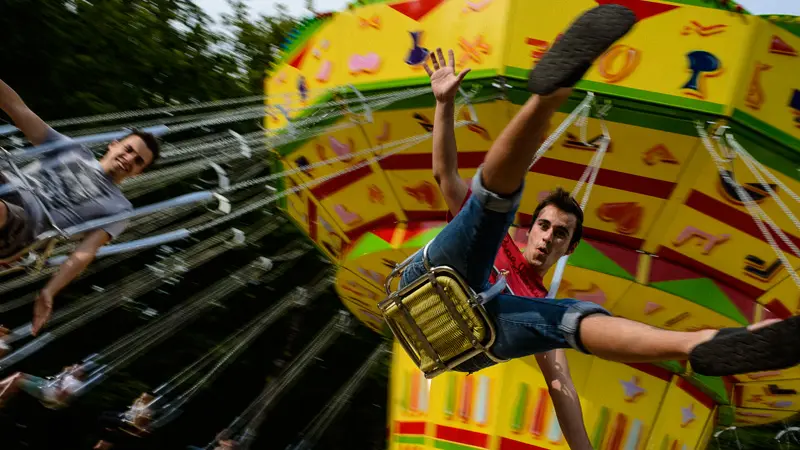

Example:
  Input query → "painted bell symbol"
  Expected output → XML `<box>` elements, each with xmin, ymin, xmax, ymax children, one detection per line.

<box><xmin>405</xmin><ymin>31</ymin><xmax>430</xmax><ymax>66</ymax></box>
<box><xmin>681</xmin><ymin>50</ymin><xmax>721</xmax><ymax>92</ymax></box>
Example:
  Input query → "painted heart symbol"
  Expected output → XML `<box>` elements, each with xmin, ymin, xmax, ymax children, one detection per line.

<box><xmin>349</xmin><ymin>53</ymin><xmax>381</xmax><ymax>74</ymax></box>
<box><xmin>597</xmin><ymin>202</ymin><xmax>643</xmax><ymax>235</ymax></box>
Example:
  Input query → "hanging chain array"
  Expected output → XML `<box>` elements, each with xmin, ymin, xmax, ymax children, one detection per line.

<box><xmin>697</xmin><ymin>123</ymin><xmax>800</xmax><ymax>289</ymax></box>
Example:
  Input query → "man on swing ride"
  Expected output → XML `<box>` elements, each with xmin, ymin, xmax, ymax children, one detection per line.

<box><xmin>397</xmin><ymin>5</ymin><xmax>800</xmax><ymax>449</ymax></box>
<box><xmin>0</xmin><ymin>78</ymin><xmax>160</xmax><ymax>335</ymax></box>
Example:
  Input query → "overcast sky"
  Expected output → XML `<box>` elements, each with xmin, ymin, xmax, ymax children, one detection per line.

<box><xmin>193</xmin><ymin>0</ymin><xmax>800</xmax><ymax>20</ymax></box>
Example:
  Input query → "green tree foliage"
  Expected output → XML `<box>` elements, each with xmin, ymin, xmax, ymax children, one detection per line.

<box><xmin>222</xmin><ymin>0</ymin><xmax>297</xmax><ymax>94</ymax></box>
<box><xmin>0</xmin><ymin>0</ymin><xmax>296</xmax><ymax>121</ymax></box>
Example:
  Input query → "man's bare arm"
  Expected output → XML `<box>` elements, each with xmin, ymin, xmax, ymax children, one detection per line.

<box><xmin>536</xmin><ymin>349</ymin><xmax>593</xmax><ymax>450</ymax></box>
<box><xmin>31</xmin><ymin>229</ymin><xmax>110</xmax><ymax>335</ymax></box>
<box><xmin>432</xmin><ymin>100</ymin><xmax>468</xmax><ymax>215</ymax></box>
<box><xmin>0</xmin><ymin>79</ymin><xmax>51</xmax><ymax>146</ymax></box>
<box><xmin>424</xmin><ymin>49</ymin><xmax>470</xmax><ymax>216</ymax></box>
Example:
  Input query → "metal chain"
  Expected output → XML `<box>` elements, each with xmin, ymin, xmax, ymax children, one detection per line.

<box><xmin>288</xmin><ymin>342</ymin><xmax>389</xmax><ymax>450</ymax></box>
<box><xmin>572</xmin><ymin>111</ymin><xmax>611</xmax><ymax>208</ymax></box>
<box><xmin>729</xmin><ymin>134</ymin><xmax>800</xmax><ymax>205</ymax></box>
<box><xmin>529</xmin><ymin>93</ymin><xmax>595</xmax><ymax>170</ymax></box>
<box><xmin>732</xmin><ymin>138</ymin><xmax>800</xmax><ymax>233</ymax></box>
<box><xmin>190</xmin><ymin>122</ymin><xmax>467</xmax><ymax>235</ymax></box>
<box><xmin>216</xmin><ymin>125</ymin><xmax>452</xmax><ymax>194</ymax></box>
<box><xmin>45</xmin><ymin>95</ymin><xmax>267</xmax><ymax>128</ymax></box>
<box><xmin>697</xmin><ymin>123</ymin><xmax>800</xmax><ymax>289</ymax></box>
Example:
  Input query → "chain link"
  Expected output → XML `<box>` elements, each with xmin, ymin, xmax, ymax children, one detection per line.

<box><xmin>45</xmin><ymin>95</ymin><xmax>267</xmax><ymax>128</ymax></box>
<box><xmin>697</xmin><ymin>123</ymin><xmax>800</xmax><ymax>289</ymax></box>
<box><xmin>190</xmin><ymin>122</ymin><xmax>467</xmax><ymax>235</ymax></box>
<box><xmin>529</xmin><ymin>93</ymin><xmax>595</xmax><ymax>170</ymax></box>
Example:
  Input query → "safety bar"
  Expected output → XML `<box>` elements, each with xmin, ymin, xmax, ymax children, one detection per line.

<box><xmin>229</xmin><ymin>130</ymin><xmax>252</xmax><ymax>158</ymax></box>
<box><xmin>9</xmin><ymin>125</ymin><xmax>170</xmax><ymax>161</ymax></box>
<box><xmin>37</xmin><ymin>191</ymin><xmax>220</xmax><ymax>240</ymax></box>
<box><xmin>46</xmin><ymin>229</ymin><xmax>192</xmax><ymax>266</ymax></box>
<box><xmin>197</xmin><ymin>162</ymin><xmax>229</xmax><ymax>189</ymax></box>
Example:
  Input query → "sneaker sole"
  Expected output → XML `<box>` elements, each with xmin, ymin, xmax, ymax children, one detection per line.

<box><xmin>689</xmin><ymin>316</ymin><xmax>800</xmax><ymax>376</ymax></box>
<box><xmin>528</xmin><ymin>4</ymin><xmax>638</xmax><ymax>95</ymax></box>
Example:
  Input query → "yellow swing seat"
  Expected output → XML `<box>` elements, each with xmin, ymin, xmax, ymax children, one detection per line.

<box><xmin>378</xmin><ymin>243</ymin><xmax>507</xmax><ymax>379</ymax></box>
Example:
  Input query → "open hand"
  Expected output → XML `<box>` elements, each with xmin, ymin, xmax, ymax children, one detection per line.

<box><xmin>32</xmin><ymin>289</ymin><xmax>54</xmax><ymax>336</ymax></box>
<box><xmin>423</xmin><ymin>48</ymin><xmax>471</xmax><ymax>103</ymax></box>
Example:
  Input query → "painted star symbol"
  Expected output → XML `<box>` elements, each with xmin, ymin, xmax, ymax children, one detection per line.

<box><xmin>620</xmin><ymin>376</ymin><xmax>646</xmax><ymax>402</ymax></box>
<box><xmin>681</xmin><ymin>403</ymin><xmax>696</xmax><ymax>427</ymax></box>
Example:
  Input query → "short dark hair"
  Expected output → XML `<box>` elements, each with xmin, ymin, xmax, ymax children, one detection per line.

<box><xmin>530</xmin><ymin>187</ymin><xmax>584</xmax><ymax>249</ymax></box>
<box><xmin>126</xmin><ymin>129</ymin><xmax>161</xmax><ymax>166</ymax></box>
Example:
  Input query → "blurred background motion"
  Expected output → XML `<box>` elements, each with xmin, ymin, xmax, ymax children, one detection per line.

<box><xmin>0</xmin><ymin>1</ymin><xmax>799</xmax><ymax>449</ymax></box>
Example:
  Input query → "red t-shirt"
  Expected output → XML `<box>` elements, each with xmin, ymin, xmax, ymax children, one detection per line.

<box><xmin>445</xmin><ymin>189</ymin><xmax>548</xmax><ymax>298</ymax></box>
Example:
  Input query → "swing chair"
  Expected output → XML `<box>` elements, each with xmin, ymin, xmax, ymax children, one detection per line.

<box><xmin>713</xmin><ymin>426</ymin><xmax>742</xmax><ymax>450</ymax></box>
<box><xmin>0</xmin><ymin>83</ymin><xmax>431</xmax><ymax>278</ymax></box>
<box><xmin>207</xmin><ymin>310</ymin><xmax>352</xmax><ymax>450</ymax></box>
<box><xmin>776</xmin><ymin>426</ymin><xmax>800</xmax><ymax>450</ymax></box>
<box><xmin>696</xmin><ymin>122</ymin><xmax>800</xmax><ymax>291</ymax></box>
<box><xmin>136</xmin><ymin>280</ymin><xmax>325</xmax><ymax>435</ymax></box>
<box><xmin>67</xmin><ymin>252</ymin><xmax>304</xmax><ymax>402</ymax></box>
<box><xmin>0</xmin><ymin>186</ymin><xmax>232</xmax><ymax>277</ymax></box>
<box><xmin>379</xmin><ymin>91</ymin><xmax>611</xmax><ymax>379</ymax></box>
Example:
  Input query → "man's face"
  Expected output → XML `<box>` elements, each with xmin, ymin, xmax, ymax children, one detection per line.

<box><xmin>102</xmin><ymin>135</ymin><xmax>154</xmax><ymax>180</ymax></box>
<box><xmin>524</xmin><ymin>204</ymin><xmax>578</xmax><ymax>273</ymax></box>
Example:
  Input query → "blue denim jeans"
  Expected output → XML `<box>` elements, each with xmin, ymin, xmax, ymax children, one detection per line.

<box><xmin>399</xmin><ymin>167</ymin><xmax>610</xmax><ymax>373</ymax></box>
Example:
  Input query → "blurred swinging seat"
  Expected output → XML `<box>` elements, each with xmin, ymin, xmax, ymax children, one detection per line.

<box><xmin>379</xmin><ymin>242</ymin><xmax>507</xmax><ymax>379</ymax></box>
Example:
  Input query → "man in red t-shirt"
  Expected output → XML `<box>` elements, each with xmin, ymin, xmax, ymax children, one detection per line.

<box><xmin>394</xmin><ymin>5</ymin><xmax>800</xmax><ymax>449</ymax></box>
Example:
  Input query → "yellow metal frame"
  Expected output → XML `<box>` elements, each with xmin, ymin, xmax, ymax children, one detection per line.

<box><xmin>378</xmin><ymin>245</ymin><xmax>505</xmax><ymax>379</ymax></box>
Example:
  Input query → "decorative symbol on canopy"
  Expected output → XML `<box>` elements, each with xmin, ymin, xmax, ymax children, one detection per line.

<box><xmin>717</xmin><ymin>170</ymin><xmax>777</xmax><ymax>205</ymax></box>
<box><xmin>404</xmin><ymin>181</ymin><xmax>441</xmax><ymax>208</ymax></box>
<box><xmin>329</xmin><ymin>136</ymin><xmax>356</xmax><ymax>162</ymax></box>
<box><xmin>404</xmin><ymin>31</ymin><xmax>430</xmax><ymax>66</ymax></box>
<box><xmin>640</xmin><ymin>301</ymin><xmax>663</xmax><ymax>317</ymax></box>
<box><xmin>295</xmin><ymin>156</ymin><xmax>313</xmax><ymax>176</ymax></box>
<box><xmin>744</xmin><ymin>255</ymin><xmax>783</xmax><ymax>283</ymax></box>
<box><xmin>770</xmin><ymin>35</ymin><xmax>797</xmax><ymax>56</ymax></box>
<box><xmin>620</xmin><ymin>376</ymin><xmax>646</xmax><ymax>402</ymax></box>
<box><xmin>680</xmin><ymin>21</ymin><xmax>727</xmax><ymax>37</ymax></box>
<box><xmin>597</xmin><ymin>44</ymin><xmax>640</xmax><ymax>83</ymax></box>
<box><xmin>316</xmin><ymin>60</ymin><xmax>333</xmax><ymax>83</ymax></box>
<box><xmin>462</xmin><ymin>109</ymin><xmax>491</xmax><ymax>140</ymax></box>
<box><xmin>642</xmin><ymin>144</ymin><xmax>678</xmax><ymax>165</ymax></box>
<box><xmin>359</xmin><ymin>15</ymin><xmax>381</xmax><ymax>29</ymax></box>
<box><xmin>349</xmin><ymin>53</ymin><xmax>382</xmax><ymax>74</ymax></box>
<box><xmin>766</xmin><ymin>384</ymin><xmax>797</xmax><ymax>396</ymax></box>
<box><xmin>672</xmin><ymin>226</ymin><xmax>730</xmax><ymax>255</ymax></box>
<box><xmin>413</xmin><ymin>113</ymin><xmax>434</xmax><ymax>133</ymax></box>
<box><xmin>297</xmin><ymin>75</ymin><xmax>309</xmax><ymax>102</ymax></box>
<box><xmin>457</xmin><ymin>34</ymin><xmax>491</xmax><ymax>67</ymax></box>
<box><xmin>681</xmin><ymin>51</ymin><xmax>723</xmax><ymax>99</ymax></box>
<box><xmin>335</xmin><ymin>204</ymin><xmax>363</xmax><ymax>226</ymax></box>
<box><xmin>563</xmin><ymin>133</ymin><xmax>613</xmax><ymax>152</ymax></box>
<box><xmin>368</xmin><ymin>184</ymin><xmax>385</xmax><ymax>204</ymax></box>
<box><xmin>376</xmin><ymin>122</ymin><xmax>391</xmax><ymax>143</ymax></box>
<box><xmin>680</xmin><ymin>403</ymin><xmax>696</xmax><ymax>427</ymax></box>
<box><xmin>790</xmin><ymin>90</ymin><xmax>800</xmax><ymax>129</ymax></box>
<box><xmin>745</xmin><ymin>62</ymin><xmax>772</xmax><ymax>110</ymax></box>
<box><xmin>526</xmin><ymin>37</ymin><xmax>559</xmax><ymax>62</ymax></box>
<box><xmin>597</xmin><ymin>202</ymin><xmax>643</xmax><ymax>235</ymax></box>
<box><xmin>559</xmin><ymin>280</ymin><xmax>607</xmax><ymax>306</ymax></box>
<box><xmin>463</xmin><ymin>0</ymin><xmax>492</xmax><ymax>13</ymax></box>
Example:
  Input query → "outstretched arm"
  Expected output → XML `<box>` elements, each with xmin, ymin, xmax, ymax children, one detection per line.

<box><xmin>0</xmin><ymin>78</ymin><xmax>51</xmax><ymax>146</ymax></box>
<box><xmin>536</xmin><ymin>349</ymin><xmax>592</xmax><ymax>450</ymax></box>
<box><xmin>423</xmin><ymin>49</ymin><xmax>471</xmax><ymax>216</ymax></box>
<box><xmin>32</xmin><ymin>229</ymin><xmax>110</xmax><ymax>335</ymax></box>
